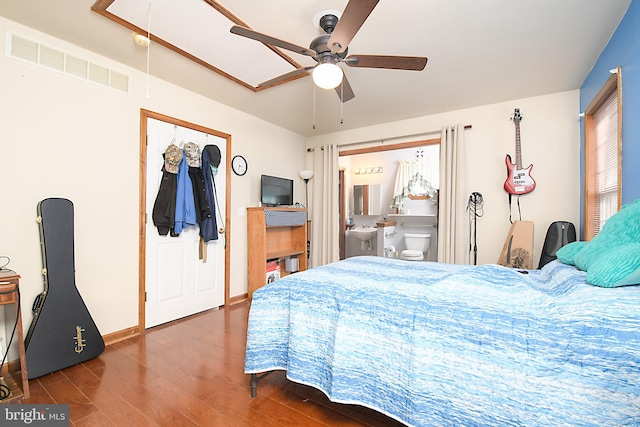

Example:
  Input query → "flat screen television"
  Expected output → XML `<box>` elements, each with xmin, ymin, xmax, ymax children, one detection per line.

<box><xmin>261</xmin><ymin>175</ymin><xmax>293</xmax><ymax>207</ymax></box>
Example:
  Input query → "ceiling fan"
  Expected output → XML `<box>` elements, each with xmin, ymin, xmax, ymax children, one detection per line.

<box><xmin>230</xmin><ymin>0</ymin><xmax>428</xmax><ymax>102</ymax></box>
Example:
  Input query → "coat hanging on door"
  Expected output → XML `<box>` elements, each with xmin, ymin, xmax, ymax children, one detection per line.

<box><xmin>174</xmin><ymin>150</ymin><xmax>197</xmax><ymax>235</ymax></box>
<box><xmin>151</xmin><ymin>144</ymin><xmax>181</xmax><ymax>235</ymax></box>
<box><xmin>200</xmin><ymin>145</ymin><xmax>220</xmax><ymax>242</ymax></box>
<box><xmin>184</xmin><ymin>142</ymin><xmax>211</xmax><ymax>225</ymax></box>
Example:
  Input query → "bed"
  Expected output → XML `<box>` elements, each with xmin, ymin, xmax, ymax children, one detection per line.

<box><xmin>244</xmin><ymin>255</ymin><xmax>640</xmax><ymax>426</ymax></box>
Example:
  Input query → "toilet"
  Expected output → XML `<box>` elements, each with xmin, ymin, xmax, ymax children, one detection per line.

<box><xmin>401</xmin><ymin>233</ymin><xmax>431</xmax><ymax>261</ymax></box>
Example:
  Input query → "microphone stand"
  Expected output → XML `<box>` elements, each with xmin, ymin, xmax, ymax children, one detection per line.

<box><xmin>468</xmin><ymin>192</ymin><xmax>483</xmax><ymax>265</ymax></box>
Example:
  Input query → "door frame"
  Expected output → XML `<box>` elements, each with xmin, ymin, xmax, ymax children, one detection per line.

<box><xmin>139</xmin><ymin>109</ymin><xmax>232</xmax><ymax>330</ymax></box>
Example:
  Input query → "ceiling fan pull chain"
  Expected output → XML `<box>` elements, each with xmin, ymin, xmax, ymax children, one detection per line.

<box><xmin>312</xmin><ymin>83</ymin><xmax>316</xmax><ymax>130</ymax></box>
<box><xmin>340</xmin><ymin>83</ymin><xmax>344</xmax><ymax>124</ymax></box>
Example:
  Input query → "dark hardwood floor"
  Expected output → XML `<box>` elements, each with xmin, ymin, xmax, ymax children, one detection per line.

<box><xmin>12</xmin><ymin>301</ymin><xmax>405</xmax><ymax>426</ymax></box>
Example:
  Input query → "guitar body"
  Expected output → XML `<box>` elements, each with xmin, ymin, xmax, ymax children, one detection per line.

<box><xmin>497</xmin><ymin>220</ymin><xmax>534</xmax><ymax>269</ymax></box>
<box><xmin>504</xmin><ymin>154</ymin><xmax>536</xmax><ymax>195</ymax></box>
<box><xmin>25</xmin><ymin>198</ymin><xmax>104</xmax><ymax>379</ymax></box>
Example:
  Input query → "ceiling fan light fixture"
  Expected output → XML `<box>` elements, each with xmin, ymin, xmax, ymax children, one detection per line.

<box><xmin>312</xmin><ymin>63</ymin><xmax>343</xmax><ymax>90</ymax></box>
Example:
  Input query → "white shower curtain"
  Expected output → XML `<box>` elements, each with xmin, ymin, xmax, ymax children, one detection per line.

<box><xmin>311</xmin><ymin>144</ymin><xmax>340</xmax><ymax>267</ymax></box>
<box><xmin>438</xmin><ymin>124</ymin><xmax>468</xmax><ymax>264</ymax></box>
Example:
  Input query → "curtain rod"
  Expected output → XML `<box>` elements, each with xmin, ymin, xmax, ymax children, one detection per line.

<box><xmin>306</xmin><ymin>124</ymin><xmax>471</xmax><ymax>152</ymax></box>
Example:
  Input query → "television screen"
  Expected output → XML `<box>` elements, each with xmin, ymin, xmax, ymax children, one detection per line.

<box><xmin>261</xmin><ymin>175</ymin><xmax>293</xmax><ymax>207</ymax></box>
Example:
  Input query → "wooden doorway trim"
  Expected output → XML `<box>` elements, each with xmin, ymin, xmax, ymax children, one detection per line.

<box><xmin>138</xmin><ymin>108</ymin><xmax>232</xmax><ymax>331</ymax></box>
<box><xmin>338</xmin><ymin>137</ymin><xmax>441</xmax><ymax>157</ymax></box>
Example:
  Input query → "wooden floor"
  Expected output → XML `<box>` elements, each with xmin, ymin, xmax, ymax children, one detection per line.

<box><xmin>12</xmin><ymin>301</ymin><xmax>405</xmax><ymax>426</ymax></box>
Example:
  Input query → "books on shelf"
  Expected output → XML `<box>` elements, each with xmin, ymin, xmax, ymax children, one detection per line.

<box><xmin>266</xmin><ymin>259</ymin><xmax>280</xmax><ymax>285</ymax></box>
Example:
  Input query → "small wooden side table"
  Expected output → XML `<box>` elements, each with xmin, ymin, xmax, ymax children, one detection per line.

<box><xmin>0</xmin><ymin>270</ymin><xmax>29</xmax><ymax>403</ymax></box>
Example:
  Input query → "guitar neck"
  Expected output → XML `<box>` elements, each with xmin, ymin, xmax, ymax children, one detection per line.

<box><xmin>515</xmin><ymin>121</ymin><xmax>523</xmax><ymax>169</ymax></box>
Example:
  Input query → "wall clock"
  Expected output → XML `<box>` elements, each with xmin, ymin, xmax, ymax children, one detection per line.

<box><xmin>232</xmin><ymin>155</ymin><xmax>247</xmax><ymax>176</ymax></box>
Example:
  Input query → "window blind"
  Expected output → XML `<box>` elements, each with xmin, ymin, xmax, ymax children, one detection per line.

<box><xmin>591</xmin><ymin>90</ymin><xmax>618</xmax><ymax>235</ymax></box>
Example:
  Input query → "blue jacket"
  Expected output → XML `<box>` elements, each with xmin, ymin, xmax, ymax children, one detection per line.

<box><xmin>174</xmin><ymin>151</ymin><xmax>197</xmax><ymax>234</ymax></box>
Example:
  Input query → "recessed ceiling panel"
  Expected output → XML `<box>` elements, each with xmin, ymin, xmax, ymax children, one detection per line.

<box><xmin>95</xmin><ymin>0</ymin><xmax>302</xmax><ymax>89</ymax></box>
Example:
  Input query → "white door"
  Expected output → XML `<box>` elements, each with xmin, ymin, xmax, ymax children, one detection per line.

<box><xmin>145</xmin><ymin>118</ymin><xmax>226</xmax><ymax>328</ymax></box>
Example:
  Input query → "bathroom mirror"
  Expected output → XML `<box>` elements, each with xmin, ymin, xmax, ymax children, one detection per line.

<box><xmin>353</xmin><ymin>184</ymin><xmax>382</xmax><ymax>215</ymax></box>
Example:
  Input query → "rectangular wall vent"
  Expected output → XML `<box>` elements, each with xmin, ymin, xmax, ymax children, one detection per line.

<box><xmin>7</xmin><ymin>32</ymin><xmax>129</xmax><ymax>93</ymax></box>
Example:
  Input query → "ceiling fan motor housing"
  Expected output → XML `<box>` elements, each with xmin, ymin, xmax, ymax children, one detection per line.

<box><xmin>310</xmin><ymin>34</ymin><xmax>348</xmax><ymax>59</ymax></box>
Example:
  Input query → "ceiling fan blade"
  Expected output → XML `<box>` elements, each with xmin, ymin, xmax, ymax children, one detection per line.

<box><xmin>345</xmin><ymin>55</ymin><xmax>428</xmax><ymax>71</ymax></box>
<box><xmin>328</xmin><ymin>0</ymin><xmax>379</xmax><ymax>54</ymax></box>
<box><xmin>230</xmin><ymin>25</ymin><xmax>317</xmax><ymax>58</ymax></box>
<box><xmin>258</xmin><ymin>66</ymin><xmax>314</xmax><ymax>88</ymax></box>
<box><xmin>335</xmin><ymin>74</ymin><xmax>355</xmax><ymax>102</ymax></box>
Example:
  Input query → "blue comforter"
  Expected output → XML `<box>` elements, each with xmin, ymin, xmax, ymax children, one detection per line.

<box><xmin>245</xmin><ymin>256</ymin><xmax>640</xmax><ymax>426</ymax></box>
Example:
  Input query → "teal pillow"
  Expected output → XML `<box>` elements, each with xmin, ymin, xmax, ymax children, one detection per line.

<box><xmin>574</xmin><ymin>200</ymin><xmax>640</xmax><ymax>271</ymax></box>
<box><xmin>553</xmin><ymin>200</ymin><xmax>640</xmax><ymax>287</ymax></box>
<box><xmin>586</xmin><ymin>243</ymin><xmax>640</xmax><ymax>288</ymax></box>
<box><xmin>556</xmin><ymin>241</ymin><xmax>587</xmax><ymax>266</ymax></box>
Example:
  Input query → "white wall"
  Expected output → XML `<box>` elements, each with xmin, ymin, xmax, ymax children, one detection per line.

<box><xmin>0</xmin><ymin>17</ymin><xmax>306</xmax><ymax>336</ymax></box>
<box><xmin>308</xmin><ymin>90</ymin><xmax>581</xmax><ymax>266</ymax></box>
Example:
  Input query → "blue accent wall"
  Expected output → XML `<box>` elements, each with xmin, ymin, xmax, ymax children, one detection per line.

<box><xmin>581</xmin><ymin>0</ymin><xmax>640</xmax><ymax>206</ymax></box>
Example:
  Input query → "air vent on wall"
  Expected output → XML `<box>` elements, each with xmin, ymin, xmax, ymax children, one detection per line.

<box><xmin>7</xmin><ymin>32</ymin><xmax>129</xmax><ymax>93</ymax></box>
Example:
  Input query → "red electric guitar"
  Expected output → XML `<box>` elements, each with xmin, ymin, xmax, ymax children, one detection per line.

<box><xmin>504</xmin><ymin>108</ymin><xmax>536</xmax><ymax>195</ymax></box>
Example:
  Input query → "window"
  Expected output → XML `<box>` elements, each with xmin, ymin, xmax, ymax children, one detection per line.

<box><xmin>583</xmin><ymin>68</ymin><xmax>622</xmax><ymax>240</ymax></box>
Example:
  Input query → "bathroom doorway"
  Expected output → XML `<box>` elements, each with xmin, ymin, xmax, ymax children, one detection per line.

<box><xmin>337</xmin><ymin>138</ymin><xmax>440</xmax><ymax>260</ymax></box>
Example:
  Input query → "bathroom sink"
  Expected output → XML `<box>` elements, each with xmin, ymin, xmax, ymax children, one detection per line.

<box><xmin>349</xmin><ymin>228</ymin><xmax>377</xmax><ymax>241</ymax></box>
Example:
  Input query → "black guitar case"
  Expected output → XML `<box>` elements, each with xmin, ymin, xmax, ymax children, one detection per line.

<box><xmin>25</xmin><ymin>198</ymin><xmax>104</xmax><ymax>379</ymax></box>
<box><xmin>538</xmin><ymin>220</ymin><xmax>577</xmax><ymax>269</ymax></box>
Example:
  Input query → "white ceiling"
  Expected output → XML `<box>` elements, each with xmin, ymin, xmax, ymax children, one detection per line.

<box><xmin>0</xmin><ymin>0</ymin><xmax>631</xmax><ymax>137</ymax></box>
